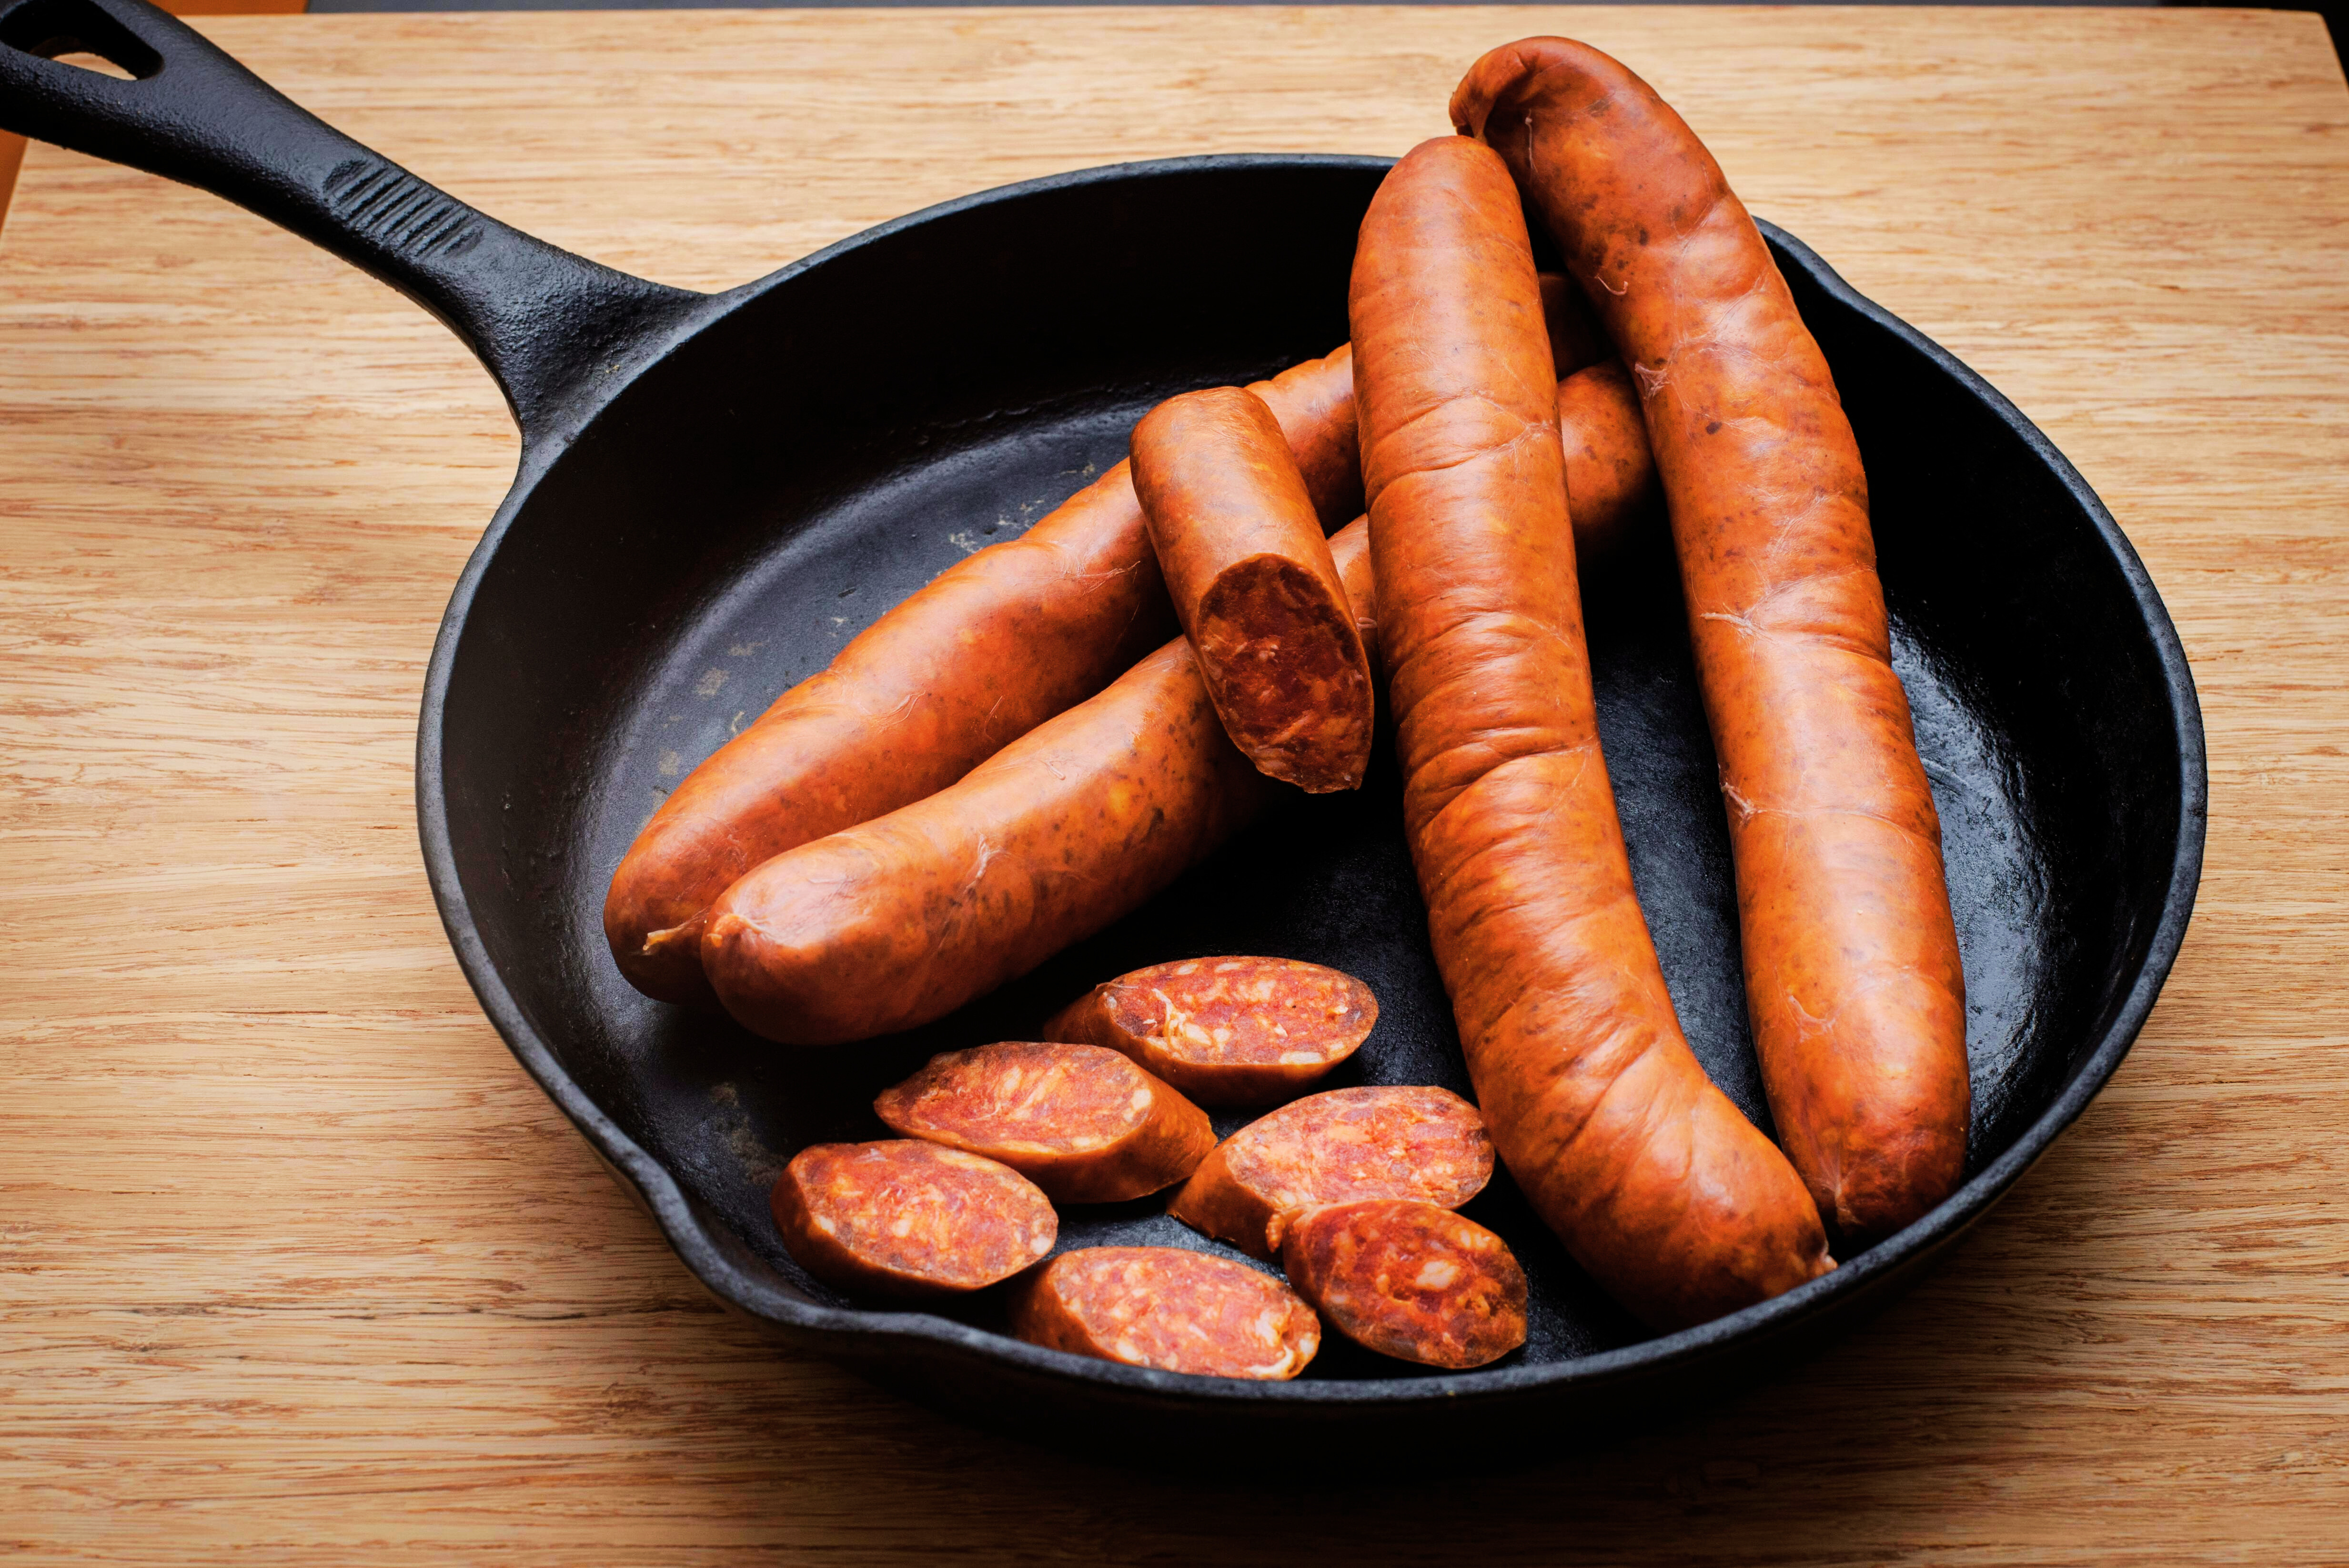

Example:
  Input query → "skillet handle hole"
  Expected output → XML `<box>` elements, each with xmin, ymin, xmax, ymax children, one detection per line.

<box><xmin>0</xmin><ymin>0</ymin><xmax>162</xmax><ymax>80</ymax></box>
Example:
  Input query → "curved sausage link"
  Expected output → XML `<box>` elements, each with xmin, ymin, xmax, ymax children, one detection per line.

<box><xmin>1454</xmin><ymin>38</ymin><xmax>1970</xmax><ymax>1244</ymax></box>
<box><xmin>1351</xmin><ymin>134</ymin><xmax>1832</xmax><ymax>1329</ymax></box>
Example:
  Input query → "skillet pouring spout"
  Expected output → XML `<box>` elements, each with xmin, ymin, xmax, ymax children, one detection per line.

<box><xmin>0</xmin><ymin>0</ymin><xmax>708</xmax><ymax>446</ymax></box>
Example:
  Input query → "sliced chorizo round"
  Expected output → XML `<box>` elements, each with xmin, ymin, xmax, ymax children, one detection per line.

<box><xmin>1042</xmin><ymin>956</ymin><xmax>1377</xmax><ymax>1108</ymax></box>
<box><xmin>770</xmin><ymin>1140</ymin><xmax>1056</xmax><ymax>1300</ymax></box>
<box><xmin>873</xmin><ymin>1041</ymin><xmax>1214</xmax><ymax>1204</ymax></box>
<box><xmin>1167</xmin><ymin>1086</ymin><xmax>1493</xmax><ymax>1261</ymax></box>
<box><xmin>1276</xmin><ymin>1198</ymin><xmax>1527</xmax><ymax>1370</ymax></box>
<box><xmin>1009</xmin><ymin>1246</ymin><xmax>1321</xmax><ymax>1380</ymax></box>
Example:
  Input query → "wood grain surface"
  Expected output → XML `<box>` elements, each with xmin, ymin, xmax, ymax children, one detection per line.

<box><xmin>3</xmin><ymin>8</ymin><xmax>2345</xmax><ymax>1562</ymax></box>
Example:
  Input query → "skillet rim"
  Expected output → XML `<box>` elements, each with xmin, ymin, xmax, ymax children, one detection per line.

<box><xmin>413</xmin><ymin>152</ymin><xmax>2208</xmax><ymax>1415</ymax></box>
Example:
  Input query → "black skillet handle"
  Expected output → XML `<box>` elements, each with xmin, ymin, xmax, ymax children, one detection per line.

<box><xmin>0</xmin><ymin>0</ymin><xmax>706</xmax><ymax>446</ymax></box>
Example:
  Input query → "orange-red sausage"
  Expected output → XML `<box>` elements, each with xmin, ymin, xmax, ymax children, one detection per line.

<box><xmin>770</xmin><ymin>1140</ymin><xmax>1056</xmax><ymax>1299</ymax></box>
<box><xmin>873</xmin><ymin>1041</ymin><xmax>1213</xmax><ymax>1204</ymax></box>
<box><xmin>1167</xmin><ymin>1086</ymin><xmax>1493</xmax><ymax>1262</ymax></box>
<box><xmin>698</xmin><ymin>364</ymin><xmax>1654</xmax><ymax>1047</ymax></box>
<box><xmin>1043</xmin><ymin>955</ymin><xmax>1377</xmax><ymax>1108</ymax></box>
<box><xmin>1454</xmin><ymin>39</ymin><xmax>1971</xmax><ymax>1244</ymax></box>
<box><xmin>1277</xmin><ymin>1198</ymin><xmax>1527</xmax><ymax>1369</ymax></box>
<box><xmin>1131</xmin><ymin>388</ymin><xmax>1376</xmax><ymax>793</ymax></box>
<box><xmin>1010</xmin><ymin>1247</ymin><xmax>1321</xmax><ymax>1379</ymax></box>
<box><xmin>1350</xmin><ymin>134</ymin><xmax>1832</xmax><ymax>1330</ymax></box>
<box><xmin>604</xmin><ymin>349</ymin><xmax>1365</xmax><ymax>1007</ymax></box>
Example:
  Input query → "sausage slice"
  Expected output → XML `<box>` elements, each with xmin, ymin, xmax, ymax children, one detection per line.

<box><xmin>1010</xmin><ymin>1246</ymin><xmax>1321</xmax><ymax>1380</ymax></box>
<box><xmin>1168</xmin><ymin>1086</ymin><xmax>1493</xmax><ymax>1261</ymax></box>
<box><xmin>770</xmin><ymin>1140</ymin><xmax>1056</xmax><ymax>1299</ymax></box>
<box><xmin>1277</xmin><ymin>1199</ymin><xmax>1527</xmax><ymax>1370</ymax></box>
<box><xmin>874</xmin><ymin>1041</ymin><xmax>1214</xmax><ymax>1204</ymax></box>
<box><xmin>1043</xmin><ymin>955</ymin><xmax>1377</xmax><ymax>1108</ymax></box>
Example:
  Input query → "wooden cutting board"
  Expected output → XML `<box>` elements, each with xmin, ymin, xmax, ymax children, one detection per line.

<box><xmin>1</xmin><ymin>8</ymin><xmax>2344</xmax><ymax>1562</ymax></box>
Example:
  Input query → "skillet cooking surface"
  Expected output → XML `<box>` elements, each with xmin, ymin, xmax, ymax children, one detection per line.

<box><xmin>428</xmin><ymin>158</ymin><xmax>2200</xmax><ymax>1437</ymax></box>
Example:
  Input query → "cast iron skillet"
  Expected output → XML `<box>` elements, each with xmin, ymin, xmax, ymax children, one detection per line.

<box><xmin>3</xmin><ymin>0</ymin><xmax>2204</xmax><ymax>1460</ymax></box>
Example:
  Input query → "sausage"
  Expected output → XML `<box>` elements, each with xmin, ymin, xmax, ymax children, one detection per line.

<box><xmin>1009</xmin><ymin>1246</ymin><xmax>1321</xmax><ymax>1379</ymax></box>
<box><xmin>604</xmin><ymin>347</ymin><xmax>1366</xmax><ymax>1007</ymax></box>
<box><xmin>1557</xmin><ymin>360</ymin><xmax>1657</xmax><ymax>563</ymax></box>
<box><xmin>1167</xmin><ymin>1086</ymin><xmax>1493</xmax><ymax>1261</ymax></box>
<box><xmin>699</xmin><ymin>365</ymin><xmax>1656</xmax><ymax>1047</ymax></box>
<box><xmin>703</xmin><ymin>633</ymin><xmax>1285</xmax><ymax>1045</ymax></box>
<box><xmin>1042</xmin><ymin>955</ymin><xmax>1376</xmax><ymax>1108</ymax></box>
<box><xmin>606</xmin><ymin>284</ymin><xmax>1616</xmax><ymax>1010</ymax></box>
<box><xmin>1131</xmin><ymin>388</ymin><xmax>1376</xmax><ymax>793</ymax></box>
<box><xmin>1275</xmin><ymin>1198</ymin><xmax>1527</xmax><ymax>1369</ymax></box>
<box><xmin>770</xmin><ymin>1139</ymin><xmax>1056</xmax><ymax>1299</ymax></box>
<box><xmin>873</xmin><ymin>1041</ymin><xmax>1214</xmax><ymax>1204</ymax></box>
<box><xmin>1453</xmin><ymin>39</ymin><xmax>1971</xmax><ymax>1244</ymax></box>
<box><xmin>1349</xmin><ymin>134</ymin><xmax>1832</xmax><ymax>1330</ymax></box>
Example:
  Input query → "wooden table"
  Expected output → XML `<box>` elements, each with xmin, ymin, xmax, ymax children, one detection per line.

<box><xmin>3</xmin><ymin>8</ymin><xmax>2344</xmax><ymax>1560</ymax></box>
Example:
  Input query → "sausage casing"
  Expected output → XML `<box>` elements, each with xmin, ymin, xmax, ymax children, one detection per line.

<box><xmin>1454</xmin><ymin>38</ymin><xmax>1971</xmax><ymax>1243</ymax></box>
<box><xmin>1350</xmin><ymin>134</ymin><xmax>1832</xmax><ymax>1328</ymax></box>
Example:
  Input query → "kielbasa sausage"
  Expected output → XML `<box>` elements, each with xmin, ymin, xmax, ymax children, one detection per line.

<box><xmin>1453</xmin><ymin>38</ymin><xmax>1970</xmax><ymax>1243</ymax></box>
<box><xmin>1351</xmin><ymin>134</ymin><xmax>1831</xmax><ymax>1328</ymax></box>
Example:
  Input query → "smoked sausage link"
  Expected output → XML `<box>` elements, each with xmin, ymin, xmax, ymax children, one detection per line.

<box><xmin>703</xmin><ymin>635</ymin><xmax>1283</xmax><ymax>1045</ymax></box>
<box><xmin>1132</xmin><ymin>388</ymin><xmax>1376</xmax><ymax>793</ymax></box>
<box><xmin>1043</xmin><ymin>955</ymin><xmax>1377</xmax><ymax>1108</ymax></box>
<box><xmin>698</xmin><ymin>365</ymin><xmax>1656</xmax><ymax>1048</ymax></box>
<box><xmin>873</xmin><ymin>1041</ymin><xmax>1214</xmax><ymax>1204</ymax></box>
<box><xmin>1277</xmin><ymin>1198</ymin><xmax>1527</xmax><ymax>1369</ymax></box>
<box><xmin>771</xmin><ymin>1140</ymin><xmax>1056</xmax><ymax>1299</ymax></box>
<box><xmin>604</xmin><ymin>347</ymin><xmax>1365</xmax><ymax>1007</ymax></box>
<box><xmin>1453</xmin><ymin>39</ymin><xmax>1971</xmax><ymax>1244</ymax></box>
<box><xmin>1010</xmin><ymin>1246</ymin><xmax>1321</xmax><ymax>1379</ymax></box>
<box><xmin>1168</xmin><ymin>1086</ymin><xmax>1493</xmax><ymax>1261</ymax></box>
<box><xmin>1350</xmin><ymin>135</ymin><xmax>1832</xmax><ymax>1329</ymax></box>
